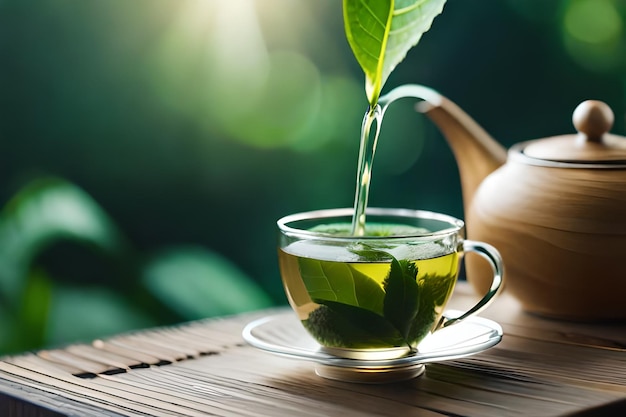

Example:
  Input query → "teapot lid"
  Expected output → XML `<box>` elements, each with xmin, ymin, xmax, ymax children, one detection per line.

<box><xmin>522</xmin><ymin>100</ymin><xmax>626</xmax><ymax>164</ymax></box>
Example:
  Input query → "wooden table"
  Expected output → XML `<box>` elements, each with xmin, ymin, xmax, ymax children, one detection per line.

<box><xmin>1</xmin><ymin>283</ymin><xmax>625</xmax><ymax>417</ymax></box>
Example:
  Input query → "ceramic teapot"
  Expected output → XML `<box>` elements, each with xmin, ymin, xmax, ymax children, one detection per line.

<box><xmin>389</xmin><ymin>85</ymin><xmax>626</xmax><ymax>320</ymax></box>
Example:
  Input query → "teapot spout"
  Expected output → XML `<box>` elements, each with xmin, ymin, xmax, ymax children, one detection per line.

<box><xmin>416</xmin><ymin>94</ymin><xmax>507</xmax><ymax>215</ymax></box>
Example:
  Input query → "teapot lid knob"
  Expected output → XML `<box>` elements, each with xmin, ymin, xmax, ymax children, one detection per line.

<box><xmin>572</xmin><ymin>100</ymin><xmax>614</xmax><ymax>143</ymax></box>
<box><xmin>523</xmin><ymin>99</ymin><xmax>626</xmax><ymax>164</ymax></box>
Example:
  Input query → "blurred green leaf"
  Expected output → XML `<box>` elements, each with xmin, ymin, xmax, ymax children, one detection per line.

<box><xmin>141</xmin><ymin>246</ymin><xmax>273</xmax><ymax>320</ymax></box>
<box><xmin>0</xmin><ymin>176</ymin><xmax>140</xmax><ymax>353</ymax></box>
<box><xmin>16</xmin><ymin>268</ymin><xmax>53</xmax><ymax>351</ymax></box>
<box><xmin>46</xmin><ymin>285</ymin><xmax>156</xmax><ymax>346</ymax></box>
<box><xmin>0</xmin><ymin>303</ymin><xmax>12</xmax><ymax>353</ymax></box>
<box><xmin>0</xmin><ymin>176</ymin><xmax>276</xmax><ymax>355</ymax></box>
<box><xmin>0</xmin><ymin>177</ymin><xmax>130</xmax><ymax>304</ymax></box>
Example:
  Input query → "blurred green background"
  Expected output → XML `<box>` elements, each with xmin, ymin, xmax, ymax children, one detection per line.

<box><xmin>1</xmin><ymin>0</ymin><xmax>624</xmax><ymax>355</ymax></box>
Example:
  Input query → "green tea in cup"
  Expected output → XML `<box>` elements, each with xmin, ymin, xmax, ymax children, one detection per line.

<box><xmin>278</xmin><ymin>207</ymin><xmax>503</xmax><ymax>361</ymax></box>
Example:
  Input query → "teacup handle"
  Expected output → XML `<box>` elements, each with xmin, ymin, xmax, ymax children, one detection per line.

<box><xmin>435</xmin><ymin>240</ymin><xmax>504</xmax><ymax>330</ymax></box>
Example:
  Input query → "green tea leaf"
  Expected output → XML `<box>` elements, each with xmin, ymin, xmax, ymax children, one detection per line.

<box><xmin>343</xmin><ymin>0</ymin><xmax>447</xmax><ymax>106</ymax></box>
<box><xmin>408</xmin><ymin>273</ymin><xmax>457</xmax><ymax>343</ymax></box>
<box><xmin>298</xmin><ymin>257</ymin><xmax>385</xmax><ymax>315</ymax></box>
<box><xmin>350</xmin><ymin>246</ymin><xmax>420</xmax><ymax>343</ymax></box>
<box><xmin>383</xmin><ymin>258</ymin><xmax>420</xmax><ymax>340</ymax></box>
<box><xmin>303</xmin><ymin>300</ymin><xmax>405</xmax><ymax>348</ymax></box>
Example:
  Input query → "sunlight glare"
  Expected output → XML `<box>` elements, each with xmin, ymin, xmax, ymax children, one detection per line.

<box><xmin>148</xmin><ymin>0</ymin><xmax>360</xmax><ymax>150</ymax></box>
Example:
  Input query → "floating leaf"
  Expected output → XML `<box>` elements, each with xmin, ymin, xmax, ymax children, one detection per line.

<box><xmin>351</xmin><ymin>246</ymin><xmax>420</xmax><ymax>342</ymax></box>
<box><xmin>343</xmin><ymin>0</ymin><xmax>447</xmax><ymax>106</ymax></box>
<box><xmin>383</xmin><ymin>258</ymin><xmax>420</xmax><ymax>340</ymax></box>
<box><xmin>298</xmin><ymin>257</ymin><xmax>385</xmax><ymax>315</ymax></box>
<box><xmin>303</xmin><ymin>300</ymin><xmax>405</xmax><ymax>348</ymax></box>
<box><xmin>408</xmin><ymin>272</ymin><xmax>457</xmax><ymax>342</ymax></box>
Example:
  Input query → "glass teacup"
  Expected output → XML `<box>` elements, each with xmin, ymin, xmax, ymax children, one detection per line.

<box><xmin>277</xmin><ymin>207</ymin><xmax>503</xmax><ymax>361</ymax></box>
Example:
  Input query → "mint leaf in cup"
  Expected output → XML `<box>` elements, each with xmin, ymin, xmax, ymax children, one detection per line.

<box><xmin>343</xmin><ymin>0</ymin><xmax>447</xmax><ymax>107</ymax></box>
<box><xmin>383</xmin><ymin>258</ymin><xmax>420</xmax><ymax>342</ymax></box>
<box><xmin>298</xmin><ymin>257</ymin><xmax>386</xmax><ymax>315</ymax></box>
<box><xmin>303</xmin><ymin>300</ymin><xmax>405</xmax><ymax>349</ymax></box>
<box><xmin>407</xmin><ymin>272</ymin><xmax>457</xmax><ymax>343</ymax></box>
<box><xmin>295</xmin><ymin>237</ymin><xmax>457</xmax><ymax>351</ymax></box>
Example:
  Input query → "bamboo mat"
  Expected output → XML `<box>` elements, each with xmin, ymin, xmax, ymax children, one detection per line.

<box><xmin>1</xmin><ymin>285</ymin><xmax>625</xmax><ymax>417</ymax></box>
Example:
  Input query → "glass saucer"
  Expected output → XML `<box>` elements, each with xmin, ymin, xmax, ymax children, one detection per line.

<box><xmin>242</xmin><ymin>310</ymin><xmax>503</xmax><ymax>383</ymax></box>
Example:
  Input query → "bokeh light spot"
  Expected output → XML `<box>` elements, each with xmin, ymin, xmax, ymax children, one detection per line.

<box><xmin>208</xmin><ymin>50</ymin><xmax>323</xmax><ymax>149</ymax></box>
<box><xmin>561</xmin><ymin>0</ymin><xmax>625</xmax><ymax>73</ymax></box>
<box><xmin>290</xmin><ymin>75</ymin><xmax>363</xmax><ymax>153</ymax></box>
<box><xmin>564</xmin><ymin>0</ymin><xmax>622</xmax><ymax>45</ymax></box>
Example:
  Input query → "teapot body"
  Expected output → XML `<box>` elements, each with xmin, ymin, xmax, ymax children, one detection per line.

<box><xmin>466</xmin><ymin>150</ymin><xmax>626</xmax><ymax>320</ymax></box>
<box><xmin>415</xmin><ymin>89</ymin><xmax>626</xmax><ymax>320</ymax></box>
